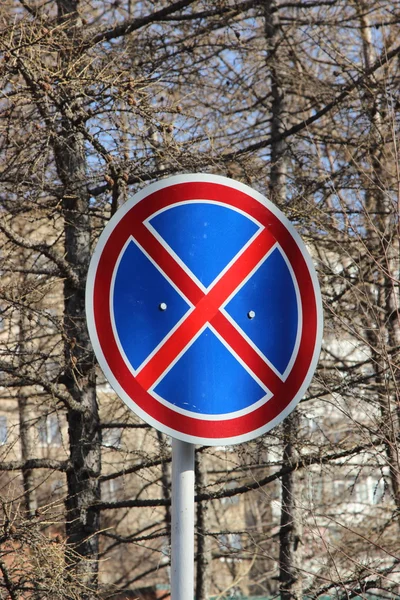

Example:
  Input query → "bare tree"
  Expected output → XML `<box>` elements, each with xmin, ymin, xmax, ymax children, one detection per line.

<box><xmin>0</xmin><ymin>1</ymin><xmax>400</xmax><ymax>599</ymax></box>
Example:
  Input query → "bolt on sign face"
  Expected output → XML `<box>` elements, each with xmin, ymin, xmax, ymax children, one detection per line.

<box><xmin>86</xmin><ymin>174</ymin><xmax>323</xmax><ymax>446</ymax></box>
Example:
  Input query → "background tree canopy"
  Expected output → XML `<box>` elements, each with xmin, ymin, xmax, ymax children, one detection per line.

<box><xmin>0</xmin><ymin>1</ymin><xmax>399</xmax><ymax>599</ymax></box>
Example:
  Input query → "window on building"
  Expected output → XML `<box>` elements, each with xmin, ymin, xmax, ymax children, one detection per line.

<box><xmin>38</xmin><ymin>415</ymin><xmax>61</xmax><ymax>446</ymax></box>
<box><xmin>348</xmin><ymin>475</ymin><xmax>382</xmax><ymax>504</ymax></box>
<box><xmin>354</xmin><ymin>480</ymin><xmax>369</xmax><ymax>503</ymax></box>
<box><xmin>333</xmin><ymin>480</ymin><xmax>346</xmax><ymax>499</ymax></box>
<box><xmin>45</xmin><ymin>360</ymin><xmax>60</xmax><ymax>378</ymax></box>
<box><xmin>306</xmin><ymin>416</ymin><xmax>318</xmax><ymax>432</ymax></box>
<box><xmin>355</xmin><ymin>477</ymin><xmax>386</xmax><ymax>505</ymax></box>
<box><xmin>0</xmin><ymin>416</ymin><xmax>7</xmax><ymax>444</ymax></box>
<box><xmin>311</xmin><ymin>479</ymin><xmax>324</xmax><ymax>505</ymax></box>
<box><xmin>307</xmin><ymin>473</ymin><xmax>325</xmax><ymax>505</ymax></box>
<box><xmin>371</xmin><ymin>478</ymin><xmax>385</xmax><ymax>504</ymax></box>
<box><xmin>50</xmin><ymin>479</ymin><xmax>65</xmax><ymax>497</ymax></box>
<box><xmin>102</xmin><ymin>428</ymin><xmax>122</xmax><ymax>449</ymax></box>
<box><xmin>102</xmin><ymin>478</ymin><xmax>122</xmax><ymax>502</ymax></box>
<box><xmin>219</xmin><ymin>533</ymin><xmax>242</xmax><ymax>552</ymax></box>
<box><xmin>221</xmin><ymin>480</ymin><xmax>240</xmax><ymax>505</ymax></box>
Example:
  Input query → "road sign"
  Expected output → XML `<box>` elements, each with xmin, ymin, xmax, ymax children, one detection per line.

<box><xmin>86</xmin><ymin>174</ymin><xmax>323</xmax><ymax>445</ymax></box>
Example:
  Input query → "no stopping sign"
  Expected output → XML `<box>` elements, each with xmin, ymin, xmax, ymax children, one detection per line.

<box><xmin>86</xmin><ymin>174</ymin><xmax>323</xmax><ymax>445</ymax></box>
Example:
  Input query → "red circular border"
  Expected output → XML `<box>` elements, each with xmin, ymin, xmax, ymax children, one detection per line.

<box><xmin>92</xmin><ymin>181</ymin><xmax>318</xmax><ymax>440</ymax></box>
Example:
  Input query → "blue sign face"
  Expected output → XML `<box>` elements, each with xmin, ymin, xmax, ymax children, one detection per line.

<box><xmin>113</xmin><ymin>202</ymin><xmax>299</xmax><ymax>417</ymax></box>
<box><xmin>87</xmin><ymin>175</ymin><xmax>322</xmax><ymax>445</ymax></box>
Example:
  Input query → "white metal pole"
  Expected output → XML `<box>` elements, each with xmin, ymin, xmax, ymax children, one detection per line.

<box><xmin>171</xmin><ymin>438</ymin><xmax>195</xmax><ymax>600</ymax></box>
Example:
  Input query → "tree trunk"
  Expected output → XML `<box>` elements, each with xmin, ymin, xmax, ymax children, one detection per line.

<box><xmin>264</xmin><ymin>0</ymin><xmax>288</xmax><ymax>203</ymax></box>
<box><xmin>18</xmin><ymin>311</ymin><xmax>37</xmax><ymax>518</ymax></box>
<box><xmin>157</xmin><ymin>431</ymin><xmax>171</xmax><ymax>542</ymax></box>
<box><xmin>58</xmin><ymin>140</ymin><xmax>101</xmax><ymax>592</ymax></box>
<box><xmin>357</xmin><ymin>0</ymin><xmax>400</xmax><ymax>520</ymax></box>
<box><xmin>264</xmin><ymin>2</ymin><xmax>304</xmax><ymax>596</ymax></box>
<box><xmin>54</xmin><ymin>0</ymin><xmax>101</xmax><ymax>594</ymax></box>
<box><xmin>279</xmin><ymin>414</ymin><xmax>303</xmax><ymax>600</ymax></box>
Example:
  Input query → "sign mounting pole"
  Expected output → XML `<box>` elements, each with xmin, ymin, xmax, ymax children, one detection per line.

<box><xmin>171</xmin><ymin>439</ymin><xmax>195</xmax><ymax>600</ymax></box>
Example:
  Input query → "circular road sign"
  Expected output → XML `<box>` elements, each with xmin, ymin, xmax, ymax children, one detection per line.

<box><xmin>86</xmin><ymin>174</ymin><xmax>323</xmax><ymax>445</ymax></box>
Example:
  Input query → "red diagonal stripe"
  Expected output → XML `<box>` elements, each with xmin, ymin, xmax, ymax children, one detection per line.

<box><xmin>135</xmin><ymin>228</ymin><xmax>276</xmax><ymax>390</ymax></box>
<box><xmin>210</xmin><ymin>312</ymin><xmax>282</xmax><ymax>396</ymax></box>
<box><xmin>132</xmin><ymin>222</ymin><xmax>204</xmax><ymax>305</ymax></box>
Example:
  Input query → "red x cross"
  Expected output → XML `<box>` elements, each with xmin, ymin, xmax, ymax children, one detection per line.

<box><xmin>132</xmin><ymin>221</ymin><xmax>284</xmax><ymax>397</ymax></box>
